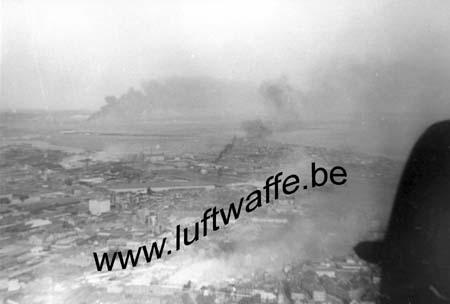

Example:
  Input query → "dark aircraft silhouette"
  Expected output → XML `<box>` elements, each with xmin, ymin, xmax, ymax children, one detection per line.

<box><xmin>355</xmin><ymin>121</ymin><xmax>450</xmax><ymax>303</ymax></box>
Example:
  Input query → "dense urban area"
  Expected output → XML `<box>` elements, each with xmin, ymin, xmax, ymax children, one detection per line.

<box><xmin>0</xmin><ymin>114</ymin><xmax>402</xmax><ymax>304</ymax></box>
<box><xmin>3</xmin><ymin>0</ymin><xmax>448</xmax><ymax>301</ymax></box>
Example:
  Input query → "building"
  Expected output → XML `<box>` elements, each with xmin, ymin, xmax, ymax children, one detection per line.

<box><xmin>107</xmin><ymin>183</ymin><xmax>151</xmax><ymax>194</ymax></box>
<box><xmin>89</xmin><ymin>199</ymin><xmax>110</xmax><ymax>215</ymax></box>
<box><xmin>313</xmin><ymin>287</ymin><xmax>326</xmax><ymax>302</ymax></box>
<box><xmin>316</xmin><ymin>268</ymin><xmax>337</xmax><ymax>278</ymax></box>
<box><xmin>107</xmin><ymin>182</ymin><xmax>214</xmax><ymax>194</ymax></box>
<box><xmin>79</xmin><ymin>177</ymin><xmax>105</xmax><ymax>186</ymax></box>
<box><xmin>148</xmin><ymin>153</ymin><xmax>165</xmax><ymax>162</ymax></box>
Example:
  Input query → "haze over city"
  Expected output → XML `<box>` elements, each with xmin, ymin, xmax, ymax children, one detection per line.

<box><xmin>1</xmin><ymin>1</ymin><xmax>450</xmax><ymax>303</ymax></box>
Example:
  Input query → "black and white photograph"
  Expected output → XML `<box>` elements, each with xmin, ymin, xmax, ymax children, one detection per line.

<box><xmin>1</xmin><ymin>0</ymin><xmax>450</xmax><ymax>303</ymax></box>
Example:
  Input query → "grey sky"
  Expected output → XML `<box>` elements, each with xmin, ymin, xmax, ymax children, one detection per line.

<box><xmin>1</xmin><ymin>0</ymin><xmax>449</xmax><ymax>110</ymax></box>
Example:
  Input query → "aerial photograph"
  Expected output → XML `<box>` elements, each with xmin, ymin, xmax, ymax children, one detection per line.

<box><xmin>1</xmin><ymin>0</ymin><xmax>450</xmax><ymax>303</ymax></box>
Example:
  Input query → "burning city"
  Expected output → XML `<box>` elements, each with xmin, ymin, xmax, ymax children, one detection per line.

<box><xmin>0</xmin><ymin>110</ymin><xmax>401</xmax><ymax>304</ymax></box>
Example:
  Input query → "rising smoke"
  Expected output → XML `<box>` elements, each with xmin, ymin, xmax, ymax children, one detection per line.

<box><xmin>259</xmin><ymin>76</ymin><xmax>305</xmax><ymax>123</ymax></box>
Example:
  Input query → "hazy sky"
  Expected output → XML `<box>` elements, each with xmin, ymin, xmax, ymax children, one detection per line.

<box><xmin>1</xmin><ymin>0</ymin><xmax>450</xmax><ymax>110</ymax></box>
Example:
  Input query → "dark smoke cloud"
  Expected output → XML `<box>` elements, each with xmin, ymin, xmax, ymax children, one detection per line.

<box><xmin>241</xmin><ymin>119</ymin><xmax>273</xmax><ymax>139</ymax></box>
<box><xmin>259</xmin><ymin>76</ymin><xmax>306</xmax><ymax>123</ymax></box>
<box><xmin>214</xmin><ymin>136</ymin><xmax>237</xmax><ymax>163</ymax></box>
<box><xmin>90</xmin><ymin>77</ymin><xmax>262</xmax><ymax>121</ymax></box>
